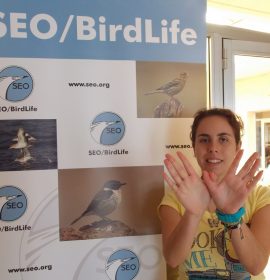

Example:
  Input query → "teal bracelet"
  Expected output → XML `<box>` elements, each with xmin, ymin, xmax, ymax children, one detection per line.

<box><xmin>216</xmin><ymin>207</ymin><xmax>245</xmax><ymax>224</ymax></box>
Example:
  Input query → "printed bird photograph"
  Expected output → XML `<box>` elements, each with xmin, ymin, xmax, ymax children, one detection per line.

<box><xmin>70</xmin><ymin>180</ymin><xmax>126</xmax><ymax>225</ymax></box>
<box><xmin>144</xmin><ymin>72</ymin><xmax>188</xmax><ymax>118</ymax></box>
<box><xmin>144</xmin><ymin>72</ymin><xmax>188</xmax><ymax>98</ymax></box>
<box><xmin>0</xmin><ymin>119</ymin><xmax>58</xmax><ymax>171</ymax></box>
<box><xmin>136</xmin><ymin>61</ymin><xmax>206</xmax><ymax>118</ymax></box>
<box><xmin>9</xmin><ymin>127</ymin><xmax>36</xmax><ymax>164</ymax></box>
<box><xmin>58</xmin><ymin>166</ymin><xmax>164</xmax><ymax>241</ymax></box>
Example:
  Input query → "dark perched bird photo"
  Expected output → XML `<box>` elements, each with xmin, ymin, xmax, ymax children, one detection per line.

<box><xmin>70</xmin><ymin>180</ymin><xmax>126</xmax><ymax>225</ymax></box>
<box><xmin>59</xmin><ymin>165</ymin><xmax>164</xmax><ymax>241</ymax></box>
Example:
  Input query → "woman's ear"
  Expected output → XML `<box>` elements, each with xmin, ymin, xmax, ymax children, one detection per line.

<box><xmin>236</xmin><ymin>141</ymin><xmax>242</xmax><ymax>151</ymax></box>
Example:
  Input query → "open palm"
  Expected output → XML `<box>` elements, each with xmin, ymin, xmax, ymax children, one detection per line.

<box><xmin>164</xmin><ymin>152</ymin><xmax>210</xmax><ymax>217</ymax></box>
<box><xmin>203</xmin><ymin>150</ymin><xmax>263</xmax><ymax>214</ymax></box>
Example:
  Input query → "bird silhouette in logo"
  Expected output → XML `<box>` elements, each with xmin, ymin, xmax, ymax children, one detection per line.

<box><xmin>70</xmin><ymin>180</ymin><xmax>126</xmax><ymax>225</ymax></box>
<box><xmin>144</xmin><ymin>72</ymin><xmax>188</xmax><ymax>98</ymax></box>
<box><xmin>105</xmin><ymin>257</ymin><xmax>134</xmax><ymax>280</ymax></box>
<box><xmin>0</xmin><ymin>75</ymin><xmax>28</xmax><ymax>100</ymax></box>
<box><xmin>144</xmin><ymin>72</ymin><xmax>188</xmax><ymax>118</ymax></box>
<box><xmin>0</xmin><ymin>194</ymin><xmax>22</xmax><ymax>218</ymax></box>
<box><xmin>90</xmin><ymin>120</ymin><xmax>120</xmax><ymax>144</ymax></box>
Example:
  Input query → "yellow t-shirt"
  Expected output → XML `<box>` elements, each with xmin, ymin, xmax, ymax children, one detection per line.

<box><xmin>159</xmin><ymin>185</ymin><xmax>270</xmax><ymax>280</ymax></box>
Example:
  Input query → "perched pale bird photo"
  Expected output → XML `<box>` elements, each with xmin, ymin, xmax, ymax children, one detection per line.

<box><xmin>144</xmin><ymin>72</ymin><xmax>188</xmax><ymax>118</ymax></box>
<box><xmin>70</xmin><ymin>180</ymin><xmax>126</xmax><ymax>226</ymax></box>
<box><xmin>144</xmin><ymin>72</ymin><xmax>188</xmax><ymax>98</ymax></box>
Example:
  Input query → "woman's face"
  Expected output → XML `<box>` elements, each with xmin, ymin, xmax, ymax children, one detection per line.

<box><xmin>193</xmin><ymin>115</ymin><xmax>241</xmax><ymax>181</ymax></box>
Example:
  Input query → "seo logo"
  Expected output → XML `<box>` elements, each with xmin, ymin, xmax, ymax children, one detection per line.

<box><xmin>0</xmin><ymin>186</ymin><xmax>27</xmax><ymax>221</ymax></box>
<box><xmin>90</xmin><ymin>112</ymin><xmax>125</xmax><ymax>145</ymax></box>
<box><xmin>0</xmin><ymin>66</ymin><xmax>33</xmax><ymax>102</ymax></box>
<box><xmin>105</xmin><ymin>249</ymin><xmax>140</xmax><ymax>280</ymax></box>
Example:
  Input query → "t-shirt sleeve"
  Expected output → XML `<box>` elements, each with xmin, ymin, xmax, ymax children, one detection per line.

<box><xmin>157</xmin><ymin>187</ymin><xmax>184</xmax><ymax>218</ymax></box>
<box><xmin>245</xmin><ymin>185</ymin><xmax>270</xmax><ymax>222</ymax></box>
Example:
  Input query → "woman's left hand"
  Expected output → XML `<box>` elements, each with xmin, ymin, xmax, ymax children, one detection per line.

<box><xmin>203</xmin><ymin>150</ymin><xmax>264</xmax><ymax>213</ymax></box>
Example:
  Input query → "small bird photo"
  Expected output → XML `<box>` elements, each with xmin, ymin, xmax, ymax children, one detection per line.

<box><xmin>136</xmin><ymin>61</ymin><xmax>207</xmax><ymax>118</ymax></box>
<box><xmin>58</xmin><ymin>165</ymin><xmax>164</xmax><ymax>241</ymax></box>
<box><xmin>0</xmin><ymin>119</ymin><xmax>57</xmax><ymax>171</ymax></box>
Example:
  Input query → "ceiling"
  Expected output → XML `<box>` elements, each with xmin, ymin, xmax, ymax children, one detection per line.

<box><xmin>207</xmin><ymin>0</ymin><xmax>270</xmax><ymax>33</ymax></box>
<box><xmin>207</xmin><ymin>0</ymin><xmax>270</xmax><ymax>16</ymax></box>
<box><xmin>235</xmin><ymin>56</ymin><xmax>270</xmax><ymax>80</ymax></box>
<box><xmin>207</xmin><ymin>0</ymin><xmax>270</xmax><ymax>80</ymax></box>
<box><xmin>207</xmin><ymin>1</ymin><xmax>270</xmax><ymax>113</ymax></box>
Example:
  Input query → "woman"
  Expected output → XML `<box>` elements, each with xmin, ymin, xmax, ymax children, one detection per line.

<box><xmin>159</xmin><ymin>108</ymin><xmax>270</xmax><ymax>279</ymax></box>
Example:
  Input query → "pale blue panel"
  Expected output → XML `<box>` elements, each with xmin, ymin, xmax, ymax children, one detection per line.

<box><xmin>0</xmin><ymin>0</ymin><xmax>206</xmax><ymax>63</ymax></box>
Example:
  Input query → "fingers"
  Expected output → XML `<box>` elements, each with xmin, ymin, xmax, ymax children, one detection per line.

<box><xmin>227</xmin><ymin>149</ymin><xmax>244</xmax><ymax>175</ymax></box>
<box><xmin>202</xmin><ymin>170</ymin><xmax>216</xmax><ymax>185</ymax></box>
<box><xmin>237</xmin><ymin>152</ymin><xmax>260</xmax><ymax>181</ymax></box>
<box><xmin>202</xmin><ymin>171</ymin><xmax>220</xmax><ymax>198</ymax></box>
<box><xmin>163</xmin><ymin>171</ymin><xmax>179</xmax><ymax>193</ymax></box>
<box><xmin>242</xmin><ymin>158</ymin><xmax>260</xmax><ymax>182</ymax></box>
<box><xmin>176</xmin><ymin>151</ymin><xmax>196</xmax><ymax>176</ymax></box>
<box><xmin>253</xmin><ymin>170</ymin><xmax>264</xmax><ymax>185</ymax></box>
<box><xmin>246</xmin><ymin>170</ymin><xmax>264</xmax><ymax>191</ymax></box>
<box><xmin>164</xmin><ymin>158</ymin><xmax>183</xmax><ymax>187</ymax></box>
<box><xmin>164</xmin><ymin>152</ymin><xmax>190</xmax><ymax>181</ymax></box>
<box><xmin>226</xmin><ymin>151</ymin><xmax>263</xmax><ymax>198</ymax></box>
<box><xmin>227</xmin><ymin>150</ymin><xmax>262</xmax><ymax>186</ymax></box>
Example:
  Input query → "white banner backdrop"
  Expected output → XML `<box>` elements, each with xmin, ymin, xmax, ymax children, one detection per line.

<box><xmin>0</xmin><ymin>1</ymin><xmax>206</xmax><ymax>279</ymax></box>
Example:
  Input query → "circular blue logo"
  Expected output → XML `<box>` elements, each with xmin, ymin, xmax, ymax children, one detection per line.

<box><xmin>90</xmin><ymin>112</ymin><xmax>125</xmax><ymax>145</ymax></box>
<box><xmin>0</xmin><ymin>186</ymin><xmax>27</xmax><ymax>221</ymax></box>
<box><xmin>105</xmin><ymin>249</ymin><xmax>140</xmax><ymax>280</ymax></box>
<box><xmin>0</xmin><ymin>66</ymin><xmax>33</xmax><ymax>102</ymax></box>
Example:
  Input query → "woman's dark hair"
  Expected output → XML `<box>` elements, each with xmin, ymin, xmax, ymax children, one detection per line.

<box><xmin>190</xmin><ymin>108</ymin><xmax>244</xmax><ymax>147</ymax></box>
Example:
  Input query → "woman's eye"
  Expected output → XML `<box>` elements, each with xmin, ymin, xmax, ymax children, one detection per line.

<box><xmin>199</xmin><ymin>138</ymin><xmax>208</xmax><ymax>143</ymax></box>
<box><xmin>219</xmin><ymin>137</ymin><xmax>228</xmax><ymax>143</ymax></box>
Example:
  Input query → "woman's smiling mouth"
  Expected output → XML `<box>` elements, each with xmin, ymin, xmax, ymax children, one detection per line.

<box><xmin>206</xmin><ymin>159</ymin><xmax>222</xmax><ymax>164</ymax></box>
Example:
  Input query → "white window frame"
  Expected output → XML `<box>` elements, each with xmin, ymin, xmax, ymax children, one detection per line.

<box><xmin>222</xmin><ymin>39</ymin><xmax>270</xmax><ymax>110</ymax></box>
<box><xmin>207</xmin><ymin>33</ymin><xmax>224</xmax><ymax>108</ymax></box>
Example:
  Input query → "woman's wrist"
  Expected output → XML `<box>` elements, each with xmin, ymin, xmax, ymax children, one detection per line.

<box><xmin>216</xmin><ymin>207</ymin><xmax>245</xmax><ymax>239</ymax></box>
<box><xmin>216</xmin><ymin>207</ymin><xmax>245</xmax><ymax>224</ymax></box>
<box><xmin>184</xmin><ymin>209</ymin><xmax>205</xmax><ymax>222</ymax></box>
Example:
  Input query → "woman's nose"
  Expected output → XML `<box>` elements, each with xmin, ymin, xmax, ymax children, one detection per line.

<box><xmin>207</xmin><ymin>142</ymin><xmax>218</xmax><ymax>153</ymax></box>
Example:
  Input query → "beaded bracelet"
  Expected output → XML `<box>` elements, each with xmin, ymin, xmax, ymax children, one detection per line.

<box><xmin>216</xmin><ymin>207</ymin><xmax>245</xmax><ymax>239</ymax></box>
<box><xmin>223</xmin><ymin>220</ymin><xmax>242</xmax><ymax>230</ymax></box>
<box><xmin>222</xmin><ymin>218</ymin><xmax>244</xmax><ymax>239</ymax></box>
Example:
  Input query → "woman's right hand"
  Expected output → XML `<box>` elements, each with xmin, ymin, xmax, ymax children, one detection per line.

<box><xmin>164</xmin><ymin>151</ymin><xmax>211</xmax><ymax>217</ymax></box>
